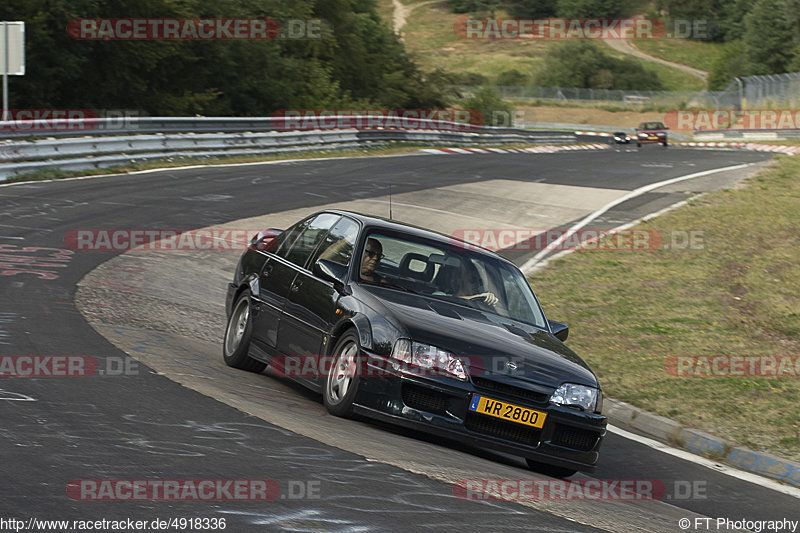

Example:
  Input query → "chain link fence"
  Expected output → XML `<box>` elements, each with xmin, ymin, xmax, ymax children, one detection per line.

<box><xmin>459</xmin><ymin>74</ymin><xmax>800</xmax><ymax>109</ymax></box>
<box><xmin>724</xmin><ymin>73</ymin><xmax>800</xmax><ymax>108</ymax></box>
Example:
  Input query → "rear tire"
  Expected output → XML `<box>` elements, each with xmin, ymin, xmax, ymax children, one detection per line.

<box><xmin>222</xmin><ymin>291</ymin><xmax>266</xmax><ymax>373</ymax></box>
<box><xmin>525</xmin><ymin>459</ymin><xmax>577</xmax><ymax>478</ymax></box>
<box><xmin>323</xmin><ymin>330</ymin><xmax>361</xmax><ymax>417</ymax></box>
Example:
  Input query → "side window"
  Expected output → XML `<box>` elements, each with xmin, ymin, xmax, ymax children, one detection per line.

<box><xmin>275</xmin><ymin>217</ymin><xmax>313</xmax><ymax>258</ymax></box>
<box><xmin>311</xmin><ymin>217</ymin><xmax>360</xmax><ymax>267</ymax></box>
<box><xmin>284</xmin><ymin>213</ymin><xmax>341</xmax><ymax>268</ymax></box>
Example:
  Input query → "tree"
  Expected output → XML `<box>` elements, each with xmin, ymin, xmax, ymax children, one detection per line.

<box><xmin>506</xmin><ymin>0</ymin><xmax>558</xmax><ymax>18</ymax></box>
<box><xmin>707</xmin><ymin>41</ymin><xmax>749</xmax><ymax>90</ymax></box>
<box><xmin>555</xmin><ymin>0</ymin><xmax>623</xmax><ymax>18</ymax></box>
<box><xmin>536</xmin><ymin>41</ymin><xmax>664</xmax><ymax>90</ymax></box>
<box><xmin>0</xmin><ymin>0</ymin><xmax>450</xmax><ymax>115</ymax></box>
<box><xmin>743</xmin><ymin>0</ymin><xmax>794</xmax><ymax>74</ymax></box>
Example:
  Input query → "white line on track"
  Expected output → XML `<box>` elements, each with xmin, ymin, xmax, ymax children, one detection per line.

<box><xmin>609</xmin><ymin>425</ymin><xmax>800</xmax><ymax>499</ymax></box>
<box><xmin>520</xmin><ymin>163</ymin><xmax>752</xmax><ymax>272</ymax></box>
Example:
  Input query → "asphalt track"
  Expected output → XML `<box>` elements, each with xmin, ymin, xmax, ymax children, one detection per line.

<box><xmin>1</xmin><ymin>147</ymin><xmax>798</xmax><ymax>532</ymax></box>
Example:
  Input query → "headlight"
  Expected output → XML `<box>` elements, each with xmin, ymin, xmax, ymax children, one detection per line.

<box><xmin>550</xmin><ymin>383</ymin><xmax>601</xmax><ymax>412</ymax></box>
<box><xmin>637</xmin><ymin>132</ymin><xmax>648</xmax><ymax>137</ymax></box>
<box><xmin>392</xmin><ymin>339</ymin><xmax>467</xmax><ymax>380</ymax></box>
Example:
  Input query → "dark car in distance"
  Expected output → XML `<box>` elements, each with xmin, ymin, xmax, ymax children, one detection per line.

<box><xmin>636</xmin><ymin>121</ymin><xmax>669</xmax><ymax>147</ymax></box>
<box><xmin>223</xmin><ymin>210</ymin><xmax>606</xmax><ymax>477</ymax></box>
<box><xmin>613</xmin><ymin>132</ymin><xmax>631</xmax><ymax>144</ymax></box>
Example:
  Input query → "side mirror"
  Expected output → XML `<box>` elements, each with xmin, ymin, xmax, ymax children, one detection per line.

<box><xmin>548</xmin><ymin>320</ymin><xmax>569</xmax><ymax>342</ymax></box>
<box><xmin>250</xmin><ymin>228</ymin><xmax>282</xmax><ymax>252</ymax></box>
<box><xmin>313</xmin><ymin>259</ymin><xmax>350</xmax><ymax>294</ymax></box>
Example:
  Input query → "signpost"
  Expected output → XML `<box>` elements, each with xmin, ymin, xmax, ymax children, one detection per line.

<box><xmin>1</xmin><ymin>22</ymin><xmax>25</xmax><ymax>122</ymax></box>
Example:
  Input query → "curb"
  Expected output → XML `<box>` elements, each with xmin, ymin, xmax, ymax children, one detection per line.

<box><xmin>421</xmin><ymin>144</ymin><xmax>610</xmax><ymax>155</ymax></box>
<box><xmin>604</xmin><ymin>397</ymin><xmax>800</xmax><ymax>487</ymax></box>
<box><xmin>675</xmin><ymin>141</ymin><xmax>800</xmax><ymax>155</ymax></box>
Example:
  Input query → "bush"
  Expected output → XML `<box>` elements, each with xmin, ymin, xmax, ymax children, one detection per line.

<box><xmin>460</xmin><ymin>87</ymin><xmax>515</xmax><ymax>127</ymax></box>
<box><xmin>506</xmin><ymin>0</ymin><xmax>558</xmax><ymax>18</ymax></box>
<box><xmin>555</xmin><ymin>0</ymin><xmax>623</xmax><ymax>18</ymax></box>
<box><xmin>537</xmin><ymin>41</ymin><xmax>664</xmax><ymax>90</ymax></box>
<box><xmin>496</xmin><ymin>69</ymin><xmax>531</xmax><ymax>86</ymax></box>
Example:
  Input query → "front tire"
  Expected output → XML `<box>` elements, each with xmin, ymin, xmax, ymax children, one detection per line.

<box><xmin>525</xmin><ymin>459</ymin><xmax>577</xmax><ymax>478</ymax></box>
<box><xmin>222</xmin><ymin>291</ymin><xmax>266</xmax><ymax>373</ymax></box>
<box><xmin>323</xmin><ymin>330</ymin><xmax>361</xmax><ymax>417</ymax></box>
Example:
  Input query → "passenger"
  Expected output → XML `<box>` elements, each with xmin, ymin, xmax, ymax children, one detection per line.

<box><xmin>437</xmin><ymin>262</ymin><xmax>498</xmax><ymax>306</ymax></box>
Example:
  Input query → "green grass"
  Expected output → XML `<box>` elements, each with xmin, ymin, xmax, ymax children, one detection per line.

<box><xmin>596</xmin><ymin>41</ymin><xmax>706</xmax><ymax>92</ymax></box>
<box><xmin>403</xmin><ymin>2</ymin><xmax>550</xmax><ymax>82</ymax></box>
<box><xmin>532</xmin><ymin>156</ymin><xmax>800</xmax><ymax>461</ymax></box>
<box><xmin>633</xmin><ymin>38</ymin><xmax>726</xmax><ymax>72</ymax></box>
<box><xmin>401</xmin><ymin>2</ymin><xmax>707</xmax><ymax>91</ymax></box>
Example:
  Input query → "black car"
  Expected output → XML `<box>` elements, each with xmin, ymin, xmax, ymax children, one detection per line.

<box><xmin>223</xmin><ymin>210</ymin><xmax>606</xmax><ymax>476</ymax></box>
<box><xmin>612</xmin><ymin>132</ymin><xmax>631</xmax><ymax>144</ymax></box>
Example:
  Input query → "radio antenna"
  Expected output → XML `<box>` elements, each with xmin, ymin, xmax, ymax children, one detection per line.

<box><xmin>389</xmin><ymin>184</ymin><xmax>393</xmax><ymax>220</ymax></box>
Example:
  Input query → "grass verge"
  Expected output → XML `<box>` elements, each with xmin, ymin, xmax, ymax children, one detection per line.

<box><xmin>532</xmin><ymin>155</ymin><xmax>800</xmax><ymax>461</ymax></box>
<box><xmin>632</xmin><ymin>38</ymin><xmax>725</xmax><ymax>73</ymax></box>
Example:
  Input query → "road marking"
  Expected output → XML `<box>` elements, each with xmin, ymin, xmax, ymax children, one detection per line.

<box><xmin>520</xmin><ymin>163</ymin><xmax>752</xmax><ymax>271</ymax></box>
<box><xmin>609</xmin><ymin>425</ymin><xmax>800</xmax><ymax>499</ymax></box>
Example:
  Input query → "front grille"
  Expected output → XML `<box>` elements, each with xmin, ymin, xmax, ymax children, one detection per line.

<box><xmin>552</xmin><ymin>425</ymin><xmax>601</xmax><ymax>451</ymax></box>
<box><xmin>471</xmin><ymin>376</ymin><xmax>549</xmax><ymax>405</ymax></box>
<box><xmin>401</xmin><ymin>384</ymin><xmax>449</xmax><ymax>416</ymax></box>
<box><xmin>464</xmin><ymin>413</ymin><xmax>541</xmax><ymax>446</ymax></box>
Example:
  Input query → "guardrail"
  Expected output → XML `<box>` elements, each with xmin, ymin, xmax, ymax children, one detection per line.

<box><xmin>694</xmin><ymin>129</ymin><xmax>800</xmax><ymax>141</ymax></box>
<box><xmin>0</xmin><ymin>116</ymin><xmax>581</xmax><ymax>181</ymax></box>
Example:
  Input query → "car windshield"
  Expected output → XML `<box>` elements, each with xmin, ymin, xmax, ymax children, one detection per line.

<box><xmin>641</xmin><ymin>122</ymin><xmax>665</xmax><ymax>129</ymax></box>
<box><xmin>358</xmin><ymin>232</ymin><xmax>547</xmax><ymax>328</ymax></box>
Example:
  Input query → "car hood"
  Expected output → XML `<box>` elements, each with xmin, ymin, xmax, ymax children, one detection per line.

<box><xmin>358</xmin><ymin>286</ymin><xmax>599</xmax><ymax>389</ymax></box>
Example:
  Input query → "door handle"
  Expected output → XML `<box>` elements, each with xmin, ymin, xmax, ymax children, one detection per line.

<box><xmin>290</xmin><ymin>279</ymin><xmax>302</xmax><ymax>293</ymax></box>
<box><xmin>262</xmin><ymin>264</ymin><xmax>273</xmax><ymax>277</ymax></box>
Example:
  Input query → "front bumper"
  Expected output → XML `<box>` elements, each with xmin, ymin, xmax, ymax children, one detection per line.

<box><xmin>353</xmin><ymin>354</ymin><xmax>606</xmax><ymax>473</ymax></box>
<box><xmin>637</xmin><ymin>134</ymin><xmax>667</xmax><ymax>144</ymax></box>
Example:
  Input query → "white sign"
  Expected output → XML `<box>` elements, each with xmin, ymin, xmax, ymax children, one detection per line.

<box><xmin>1</xmin><ymin>22</ymin><xmax>25</xmax><ymax>75</ymax></box>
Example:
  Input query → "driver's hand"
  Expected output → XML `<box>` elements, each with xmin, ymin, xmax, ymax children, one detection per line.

<box><xmin>468</xmin><ymin>292</ymin><xmax>498</xmax><ymax>306</ymax></box>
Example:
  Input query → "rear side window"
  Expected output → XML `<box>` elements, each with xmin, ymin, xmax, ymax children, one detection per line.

<box><xmin>312</xmin><ymin>217</ymin><xmax>360</xmax><ymax>267</ymax></box>
<box><xmin>275</xmin><ymin>217</ymin><xmax>313</xmax><ymax>257</ymax></box>
<box><xmin>284</xmin><ymin>213</ymin><xmax>341</xmax><ymax>268</ymax></box>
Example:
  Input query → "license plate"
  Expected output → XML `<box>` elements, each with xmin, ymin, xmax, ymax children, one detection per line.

<box><xmin>648</xmin><ymin>136</ymin><xmax>658</xmax><ymax>140</ymax></box>
<box><xmin>469</xmin><ymin>394</ymin><xmax>546</xmax><ymax>428</ymax></box>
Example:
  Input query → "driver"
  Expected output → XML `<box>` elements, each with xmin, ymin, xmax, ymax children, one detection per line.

<box><xmin>360</xmin><ymin>238</ymin><xmax>384</xmax><ymax>282</ymax></box>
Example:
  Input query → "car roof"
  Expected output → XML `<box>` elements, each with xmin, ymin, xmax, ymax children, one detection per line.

<box><xmin>315</xmin><ymin>209</ymin><xmax>512</xmax><ymax>263</ymax></box>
